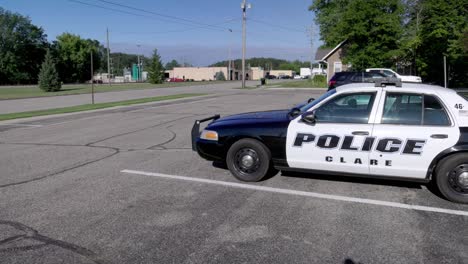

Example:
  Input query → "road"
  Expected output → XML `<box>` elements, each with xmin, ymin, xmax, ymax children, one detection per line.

<box><xmin>0</xmin><ymin>80</ymin><xmax>281</xmax><ymax>114</ymax></box>
<box><xmin>0</xmin><ymin>88</ymin><xmax>467</xmax><ymax>264</ymax></box>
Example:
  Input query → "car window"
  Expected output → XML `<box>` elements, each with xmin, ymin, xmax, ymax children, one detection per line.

<box><xmin>383</xmin><ymin>70</ymin><xmax>395</xmax><ymax>77</ymax></box>
<box><xmin>299</xmin><ymin>89</ymin><xmax>336</xmax><ymax>112</ymax></box>
<box><xmin>424</xmin><ymin>95</ymin><xmax>450</xmax><ymax>126</ymax></box>
<box><xmin>336</xmin><ymin>74</ymin><xmax>348</xmax><ymax>81</ymax></box>
<box><xmin>382</xmin><ymin>93</ymin><xmax>422</xmax><ymax>125</ymax></box>
<box><xmin>314</xmin><ymin>93</ymin><xmax>375</xmax><ymax>123</ymax></box>
<box><xmin>382</xmin><ymin>93</ymin><xmax>450</xmax><ymax>126</ymax></box>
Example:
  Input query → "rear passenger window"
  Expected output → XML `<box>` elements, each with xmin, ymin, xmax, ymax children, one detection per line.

<box><xmin>382</xmin><ymin>93</ymin><xmax>450</xmax><ymax>126</ymax></box>
<box><xmin>424</xmin><ymin>95</ymin><xmax>450</xmax><ymax>126</ymax></box>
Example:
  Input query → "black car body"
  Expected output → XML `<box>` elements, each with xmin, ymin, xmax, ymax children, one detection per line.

<box><xmin>328</xmin><ymin>71</ymin><xmax>385</xmax><ymax>90</ymax></box>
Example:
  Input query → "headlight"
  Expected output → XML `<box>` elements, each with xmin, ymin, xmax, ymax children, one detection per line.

<box><xmin>200</xmin><ymin>130</ymin><xmax>218</xmax><ymax>141</ymax></box>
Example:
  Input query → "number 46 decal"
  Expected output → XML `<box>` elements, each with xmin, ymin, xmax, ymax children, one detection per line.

<box><xmin>455</xmin><ymin>104</ymin><xmax>464</xmax><ymax>109</ymax></box>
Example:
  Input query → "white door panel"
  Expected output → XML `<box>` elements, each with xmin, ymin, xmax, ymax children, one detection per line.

<box><xmin>286</xmin><ymin>122</ymin><xmax>372</xmax><ymax>174</ymax></box>
<box><xmin>369</xmin><ymin>125</ymin><xmax>458</xmax><ymax>178</ymax></box>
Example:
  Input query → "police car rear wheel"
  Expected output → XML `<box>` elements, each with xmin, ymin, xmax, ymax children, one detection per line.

<box><xmin>435</xmin><ymin>154</ymin><xmax>468</xmax><ymax>204</ymax></box>
<box><xmin>227</xmin><ymin>139</ymin><xmax>275</xmax><ymax>182</ymax></box>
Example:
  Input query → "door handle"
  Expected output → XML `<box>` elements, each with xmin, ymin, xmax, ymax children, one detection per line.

<box><xmin>431</xmin><ymin>134</ymin><xmax>448</xmax><ymax>139</ymax></box>
<box><xmin>352</xmin><ymin>131</ymin><xmax>369</xmax><ymax>136</ymax></box>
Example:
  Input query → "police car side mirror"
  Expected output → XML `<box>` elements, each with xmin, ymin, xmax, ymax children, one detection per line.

<box><xmin>301</xmin><ymin>112</ymin><xmax>316</xmax><ymax>125</ymax></box>
<box><xmin>308</xmin><ymin>97</ymin><xmax>315</xmax><ymax>103</ymax></box>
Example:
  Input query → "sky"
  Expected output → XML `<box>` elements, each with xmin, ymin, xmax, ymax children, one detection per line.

<box><xmin>0</xmin><ymin>0</ymin><xmax>321</xmax><ymax>66</ymax></box>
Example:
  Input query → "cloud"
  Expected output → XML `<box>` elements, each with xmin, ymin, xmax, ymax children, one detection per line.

<box><xmin>111</xmin><ymin>43</ymin><xmax>316</xmax><ymax>66</ymax></box>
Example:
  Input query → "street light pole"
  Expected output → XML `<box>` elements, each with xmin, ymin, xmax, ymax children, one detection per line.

<box><xmin>241</xmin><ymin>0</ymin><xmax>250</xmax><ymax>88</ymax></box>
<box><xmin>137</xmin><ymin>44</ymin><xmax>141</xmax><ymax>82</ymax></box>
<box><xmin>228</xmin><ymin>28</ymin><xmax>233</xmax><ymax>81</ymax></box>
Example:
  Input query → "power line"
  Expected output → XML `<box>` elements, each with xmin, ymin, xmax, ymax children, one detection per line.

<box><xmin>93</xmin><ymin>0</ymin><xmax>232</xmax><ymax>32</ymax></box>
<box><xmin>69</xmin><ymin>0</ymin><xmax>236</xmax><ymax>33</ymax></box>
<box><xmin>69</xmin><ymin>0</ymin><xmax>186</xmax><ymax>26</ymax></box>
<box><xmin>249</xmin><ymin>18</ymin><xmax>307</xmax><ymax>33</ymax></box>
<box><xmin>115</xmin><ymin>19</ymin><xmax>241</xmax><ymax>35</ymax></box>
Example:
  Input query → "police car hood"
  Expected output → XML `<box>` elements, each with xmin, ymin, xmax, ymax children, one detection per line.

<box><xmin>213</xmin><ymin>109</ymin><xmax>290</xmax><ymax>124</ymax></box>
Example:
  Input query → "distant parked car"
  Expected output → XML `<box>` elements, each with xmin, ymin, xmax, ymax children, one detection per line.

<box><xmin>293</xmin><ymin>75</ymin><xmax>302</xmax><ymax>80</ymax></box>
<box><xmin>265</xmin><ymin>75</ymin><xmax>276</xmax><ymax>79</ymax></box>
<box><xmin>366</xmin><ymin>68</ymin><xmax>422</xmax><ymax>83</ymax></box>
<box><xmin>279</xmin><ymin>75</ymin><xmax>291</xmax><ymax>79</ymax></box>
<box><xmin>328</xmin><ymin>71</ymin><xmax>386</xmax><ymax>90</ymax></box>
<box><xmin>167</xmin><ymin>77</ymin><xmax>184</xmax><ymax>82</ymax></box>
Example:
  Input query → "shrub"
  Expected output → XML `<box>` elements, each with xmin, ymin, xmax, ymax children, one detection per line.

<box><xmin>311</xmin><ymin>74</ymin><xmax>327</xmax><ymax>88</ymax></box>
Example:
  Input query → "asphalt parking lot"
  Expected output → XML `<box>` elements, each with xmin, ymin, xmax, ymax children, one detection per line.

<box><xmin>0</xmin><ymin>88</ymin><xmax>467</xmax><ymax>264</ymax></box>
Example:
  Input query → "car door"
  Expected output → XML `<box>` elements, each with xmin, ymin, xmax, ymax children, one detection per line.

<box><xmin>369</xmin><ymin>91</ymin><xmax>459</xmax><ymax>179</ymax></box>
<box><xmin>286</xmin><ymin>91</ymin><xmax>380</xmax><ymax>174</ymax></box>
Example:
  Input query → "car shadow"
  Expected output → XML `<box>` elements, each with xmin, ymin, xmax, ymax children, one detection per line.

<box><xmin>280</xmin><ymin>170</ymin><xmax>424</xmax><ymax>189</ymax></box>
<box><xmin>212</xmin><ymin>161</ymin><xmax>447</xmax><ymax>200</ymax></box>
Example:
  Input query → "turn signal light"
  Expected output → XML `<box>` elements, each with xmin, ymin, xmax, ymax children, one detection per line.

<box><xmin>201</xmin><ymin>130</ymin><xmax>218</xmax><ymax>141</ymax></box>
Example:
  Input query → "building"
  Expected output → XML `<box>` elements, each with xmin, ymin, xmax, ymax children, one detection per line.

<box><xmin>165</xmin><ymin>67</ymin><xmax>241</xmax><ymax>81</ymax></box>
<box><xmin>315</xmin><ymin>40</ymin><xmax>349</xmax><ymax>81</ymax></box>
<box><xmin>267</xmin><ymin>70</ymin><xmax>295</xmax><ymax>77</ymax></box>
<box><xmin>250</xmin><ymin>67</ymin><xmax>265</xmax><ymax>80</ymax></box>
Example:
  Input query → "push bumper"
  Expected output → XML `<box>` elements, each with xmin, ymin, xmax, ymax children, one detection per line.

<box><xmin>191</xmin><ymin>114</ymin><xmax>220</xmax><ymax>151</ymax></box>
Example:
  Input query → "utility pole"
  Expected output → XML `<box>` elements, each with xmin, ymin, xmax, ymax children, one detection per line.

<box><xmin>444</xmin><ymin>56</ymin><xmax>447</xmax><ymax>88</ymax></box>
<box><xmin>90</xmin><ymin>52</ymin><xmax>94</xmax><ymax>104</ymax></box>
<box><xmin>137</xmin><ymin>44</ymin><xmax>141</xmax><ymax>82</ymax></box>
<box><xmin>228</xmin><ymin>28</ymin><xmax>233</xmax><ymax>81</ymax></box>
<box><xmin>241</xmin><ymin>0</ymin><xmax>250</xmax><ymax>88</ymax></box>
<box><xmin>106</xmin><ymin>28</ymin><xmax>111</xmax><ymax>86</ymax></box>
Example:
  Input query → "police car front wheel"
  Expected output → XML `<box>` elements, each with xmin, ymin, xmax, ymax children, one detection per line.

<box><xmin>435</xmin><ymin>154</ymin><xmax>468</xmax><ymax>204</ymax></box>
<box><xmin>226</xmin><ymin>139</ymin><xmax>277</xmax><ymax>182</ymax></box>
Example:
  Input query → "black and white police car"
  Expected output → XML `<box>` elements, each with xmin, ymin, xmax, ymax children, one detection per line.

<box><xmin>192</xmin><ymin>79</ymin><xmax>468</xmax><ymax>203</ymax></box>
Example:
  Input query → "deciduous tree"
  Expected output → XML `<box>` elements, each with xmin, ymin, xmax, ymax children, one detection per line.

<box><xmin>0</xmin><ymin>8</ymin><xmax>48</xmax><ymax>84</ymax></box>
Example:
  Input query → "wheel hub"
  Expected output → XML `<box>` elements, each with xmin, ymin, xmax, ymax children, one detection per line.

<box><xmin>241</xmin><ymin>155</ymin><xmax>254</xmax><ymax>168</ymax></box>
<box><xmin>457</xmin><ymin>172</ymin><xmax>468</xmax><ymax>187</ymax></box>
<box><xmin>448</xmin><ymin>164</ymin><xmax>468</xmax><ymax>193</ymax></box>
<box><xmin>234</xmin><ymin>148</ymin><xmax>260</xmax><ymax>174</ymax></box>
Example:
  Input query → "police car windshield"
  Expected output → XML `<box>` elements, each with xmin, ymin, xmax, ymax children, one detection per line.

<box><xmin>299</xmin><ymin>89</ymin><xmax>336</xmax><ymax>112</ymax></box>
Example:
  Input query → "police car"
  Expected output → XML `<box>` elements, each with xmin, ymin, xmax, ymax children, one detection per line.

<box><xmin>191</xmin><ymin>79</ymin><xmax>468</xmax><ymax>203</ymax></box>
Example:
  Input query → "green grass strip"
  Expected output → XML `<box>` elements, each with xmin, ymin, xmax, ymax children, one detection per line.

<box><xmin>267</xmin><ymin>80</ymin><xmax>327</xmax><ymax>88</ymax></box>
<box><xmin>0</xmin><ymin>81</ymin><xmax>222</xmax><ymax>100</ymax></box>
<box><xmin>0</xmin><ymin>93</ymin><xmax>206</xmax><ymax>121</ymax></box>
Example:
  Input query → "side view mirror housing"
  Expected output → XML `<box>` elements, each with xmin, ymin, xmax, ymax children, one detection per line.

<box><xmin>301</xmin><ymin>111</ymin><xmax>316</xmax><ymax>125</ymax></box>
<box><xmin>307</xmin><ymin>97</ymin><xmax>315</xmax><ymax>103</ymax></box>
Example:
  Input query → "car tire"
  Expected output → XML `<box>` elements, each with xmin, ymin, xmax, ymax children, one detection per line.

<box><xmin>435</xmin><ymin>154</ymin><xmax>468</xmax><ymax>204</ymax></box>
<box><xmin>226</xmin><ymin>139</ymin><xmax>277</xmax><ymax>182</ymax></box>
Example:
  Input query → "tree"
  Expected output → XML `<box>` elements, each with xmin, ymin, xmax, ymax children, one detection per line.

<box><xmin>165</xmin><ymin>59</ymin><xmax>181</xmax><ymax>70</ymax></box>
<box><xmin>53</xmin><ymin>33</ymin><xmax>103</xmax><ymax>83</ymax></box>
<box><xmin>148</xmin><ymin>49</ymin><xmax>165</xmax><ymax>84</ymax></box>
<box><xmin>215</xmin><ymin>71</ymin><xmax>226</xmax><ymax>81</ymax></box>
<box><xmin>0</xmin><ymin>8</ymin><xmax>48</xmax><ymax>84</ymax></box>
<box><xmin>413</xmin><ymin>0</ymin><xmax>467</xmax><ymax>86</ymax></box>
<box><xmin>310</xmin><ymin>0</ymin><xmax>404</xmax><ymax>70</ymax></box>
<box><xmin>38</xmin><ymin>49</ymin><xmax>61</xmax><ymax>92</ymax></box>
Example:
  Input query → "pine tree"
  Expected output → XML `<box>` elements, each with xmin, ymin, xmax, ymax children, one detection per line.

<box><xmin>148</xmin><ymin>49</ymin><xmax>165</xmax><ymax>84</ymax></box>
<box><xmin>215</xmin><ymin>71</ymin><xmax>226</xmax><ymax>81</ymax></box>
<box><xmin>38</xmin><ymin>49</ymin><xmax>61</xmax><ymax>92</ymax></box>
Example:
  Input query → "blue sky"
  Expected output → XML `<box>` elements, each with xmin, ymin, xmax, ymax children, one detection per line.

<box><xmin>0</xmin><ymin>0</ymin><xmax>320</xmax><ymax>65</ymax></box>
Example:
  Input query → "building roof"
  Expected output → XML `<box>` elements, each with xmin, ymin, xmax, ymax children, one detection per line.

<box><xmin>316</xmin><ymin>40</ymin><xmax>348</xmax><ymax>61</ymax></box>
<box><xmin>314</xmin><ymin>48</ymin><xmax>332</xmax><ymax>61</ymax></box>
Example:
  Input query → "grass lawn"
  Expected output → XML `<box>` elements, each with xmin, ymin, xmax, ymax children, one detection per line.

<box><xmin>268</xmin><ymin>79</ymin><xmax>327</xmax><ymax>88</ymax></box>
<box><xmin>0</xmin><ymin>81</ymin><xmax>220</xmax><ymax>100</ymax></box>
<box><xmin>0</xmin><ymin>93</ymin><xmax>206</xmax><ymax>121</ymax></box>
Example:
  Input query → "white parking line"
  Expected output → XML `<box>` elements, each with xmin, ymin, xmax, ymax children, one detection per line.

<box><xmin>121</xmin><ymin>169</ymin><xmax>468</xmax><ymax>217</ymax></box>
<box><xmin>5</xmin><ymin>124</ymin><xmax>43</xmax><ymax>127</ymax></box>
